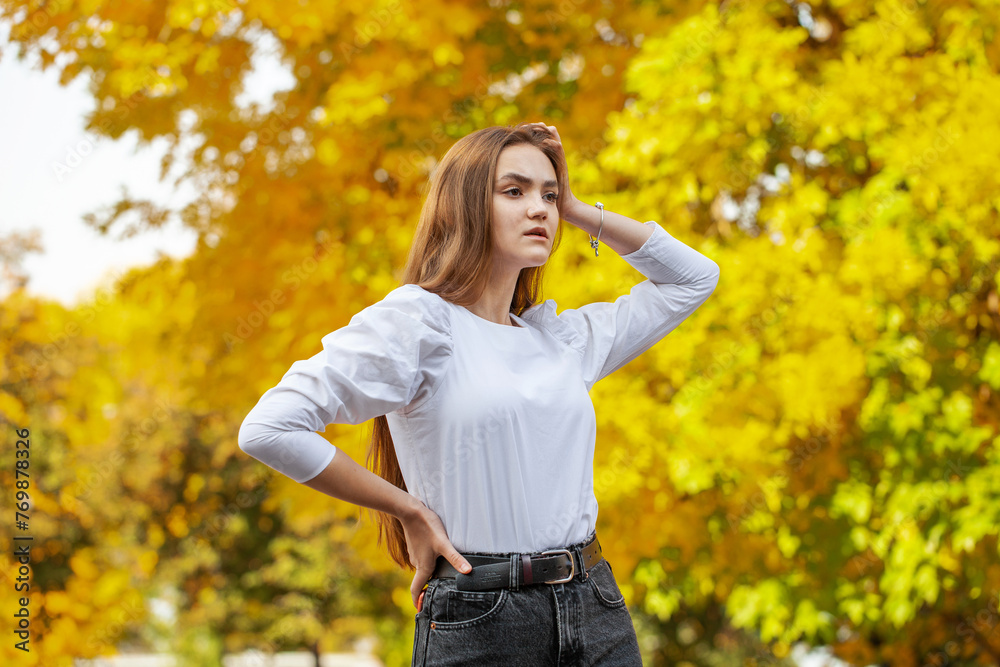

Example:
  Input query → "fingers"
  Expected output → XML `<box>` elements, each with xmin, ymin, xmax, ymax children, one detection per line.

<box><xmin>409</xmin><ymin>551</ymin><xmax>470</xmax><ymax>610</ymax></box>
<box><xmin>411</xmin><ymin>572</ymin><xmax>429</xmax><ymax>609</ymax></box>
<box><xmin>527</xmin><ymin>121</ymin><xmax>561</xmax><ymax>142</ymax></box>
<box><xmin>446</xmin><ymin>548</ymin><xmax>473</xmax><ymax>574</ymax></box>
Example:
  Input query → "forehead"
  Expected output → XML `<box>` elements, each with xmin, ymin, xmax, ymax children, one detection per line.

<box><xmin>495</xmin><ymin>144</ymin><xmax>557</xmax><ymax>182</ymax></box>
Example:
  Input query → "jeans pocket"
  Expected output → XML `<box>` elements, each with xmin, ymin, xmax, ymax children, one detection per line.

<box><xmin>429</xmin><ymin>581</ymin><xmax>509</xmax><ymax>628</ymax></box>
<box><xmin>587</xmin><ymin>558</ymin><xmax>626</xmax><ymax>609</ymax></box>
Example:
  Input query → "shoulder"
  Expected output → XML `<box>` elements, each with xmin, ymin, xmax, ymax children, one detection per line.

<box><xmin>519</xmin><ymin>297</ymin><xmax>584</xmax><ymax>351</ymax></box>
<box><xmin>381</xmin><ymin>283</ymin><xmax>453</xmax><ymax>312</ymax></box>
<box><xmin>362</xmin><ymin>283</ymin><xmax>454</xmax><ymax>333</ymax></box>
<box><xmin>520</xmin><ymin>297</ymin><xmax>558</xmax><ymax>323</ymax></box>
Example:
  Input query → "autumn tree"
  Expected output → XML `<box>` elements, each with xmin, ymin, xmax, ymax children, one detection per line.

<box><xmin>2</xmin><ymin>0</ymin><xmax>999</xmax><ymax>665</ymax></box>
<box><xmin>590</xmin><ymin>1</ymin><xmax>1000</xmax><ymax>664</ymax></box>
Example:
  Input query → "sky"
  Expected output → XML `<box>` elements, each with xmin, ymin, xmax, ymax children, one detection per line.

<box><xmin>0</xmin><ymin>23</ymin><xmax>292</xmax><ymax>307</ymax></box>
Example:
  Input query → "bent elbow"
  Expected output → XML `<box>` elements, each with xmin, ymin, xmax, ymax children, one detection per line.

<box><xmin>237</xmin><ymin>417</ymin><xmax>273</xmax><ymax>461</ymax></box>
<box><xmin>684</xmin><ymin>263</ymin><xmax>721</xmax><ymax>312</ymax></box>
<box><xmin>705</xmin><ymin>262</ymin><xmax>721</xmax><ymax>294</ymax></box>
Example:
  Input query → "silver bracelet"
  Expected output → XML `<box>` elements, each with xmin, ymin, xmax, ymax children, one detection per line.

<box><xmin>589</xmin><ymin>201</ymin><xmax>604</xmax><ymax>257</ymax></box>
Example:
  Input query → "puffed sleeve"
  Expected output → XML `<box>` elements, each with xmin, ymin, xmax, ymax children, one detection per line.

<box><xmin>525</xmin><ymin>221</ymin><xmax>720</xmax><ymax>391</ymax></box>
<box><xmin>237</xmin><ymin>284</ymin><xmax>454</xmax><ymax>483</ymax></box>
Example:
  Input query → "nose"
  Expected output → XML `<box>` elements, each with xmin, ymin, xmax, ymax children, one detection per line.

<box><xmin>527</xmin><ymin>195</ymin><xmax>548</xmax><ymax>218</ymax></box>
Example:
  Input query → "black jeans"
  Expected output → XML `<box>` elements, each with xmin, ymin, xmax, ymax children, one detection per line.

<box><xmin>411</xmin><ymin>531</ymin><xmax>643</xmax><ymax>666</ymax></box>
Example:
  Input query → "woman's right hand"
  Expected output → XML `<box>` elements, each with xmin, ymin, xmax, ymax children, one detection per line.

<box><xmin>399</xmin><ymin>502</ymin><xmax>472</xmax><ymax>611</ymax></box>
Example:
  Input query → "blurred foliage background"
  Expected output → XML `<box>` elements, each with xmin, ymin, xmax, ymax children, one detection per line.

<box><xmin>1</xmin><ymin>0</ymin><xmax>999</xmax><ymax>665</ymax></box>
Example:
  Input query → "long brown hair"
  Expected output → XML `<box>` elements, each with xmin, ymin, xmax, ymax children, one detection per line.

<box><xmin>362</xmin><ymin>123</ymin><xmax>568</xmax><ymax>570</ymax></box>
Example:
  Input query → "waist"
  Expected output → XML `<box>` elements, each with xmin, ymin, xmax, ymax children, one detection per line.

<box><xmin>431</xmin><ymin>530</ymin><xmax>603</xmax><ymax>591</ymax></box>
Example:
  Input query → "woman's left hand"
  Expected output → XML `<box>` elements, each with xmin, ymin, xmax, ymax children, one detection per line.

<box><xmin>525</xmin><ymin>122</ymin><xmax>586</xmax><ymax>222</ymax></box>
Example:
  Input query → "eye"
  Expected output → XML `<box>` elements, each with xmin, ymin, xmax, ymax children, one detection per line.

<box><xmin>503</xmin><ymin>187</ymin><xmax>559</xmax><ymax>202</ymax></box>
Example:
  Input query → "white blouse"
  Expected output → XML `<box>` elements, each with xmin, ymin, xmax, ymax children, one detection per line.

<box><xmin>238</xmin><ymin>220</ymin><xmax>720</xmax><ymax>553</ymax></box>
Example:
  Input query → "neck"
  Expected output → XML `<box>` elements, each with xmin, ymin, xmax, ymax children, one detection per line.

<box><xmin>466</xmin><ymin>265</ymin><xmax>521</xmax><ymax>326</ymax></box>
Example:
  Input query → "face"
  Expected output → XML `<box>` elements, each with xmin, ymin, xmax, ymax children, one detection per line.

<box><xmin>490</xmin><ymin>143</ymin><xmax>559</xmax><ymax>278</ymax></box>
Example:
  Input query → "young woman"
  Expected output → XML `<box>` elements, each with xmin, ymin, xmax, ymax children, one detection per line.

<box><xmin>238</xmin><ymin>122</ymin><xmax>720</xmax><ymax>665</ymax></box>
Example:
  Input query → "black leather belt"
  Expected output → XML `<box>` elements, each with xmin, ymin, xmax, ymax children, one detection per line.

<box><xmin>431</xmin><ymin>532</ymin><xmax>604</xmax><ymax>591</ymax></box>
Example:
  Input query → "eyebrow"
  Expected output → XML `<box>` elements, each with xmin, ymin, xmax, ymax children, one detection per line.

<box><xmin>497</xmin><ymin>172</ymin><xmax>559</xmax><ymax>189</ymax></box>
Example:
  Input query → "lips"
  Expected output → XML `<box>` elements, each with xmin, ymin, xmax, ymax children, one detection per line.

<box><xmin>524</xmin><ymin>226</ymin><xmax>548</xmax><ymax>239</ymax></box>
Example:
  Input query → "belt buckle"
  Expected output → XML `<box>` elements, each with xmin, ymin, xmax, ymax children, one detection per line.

<box><xmin>539</xmin><ymin>549</ymin><xmax>576</xmax><ymax>584</ymax></box>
